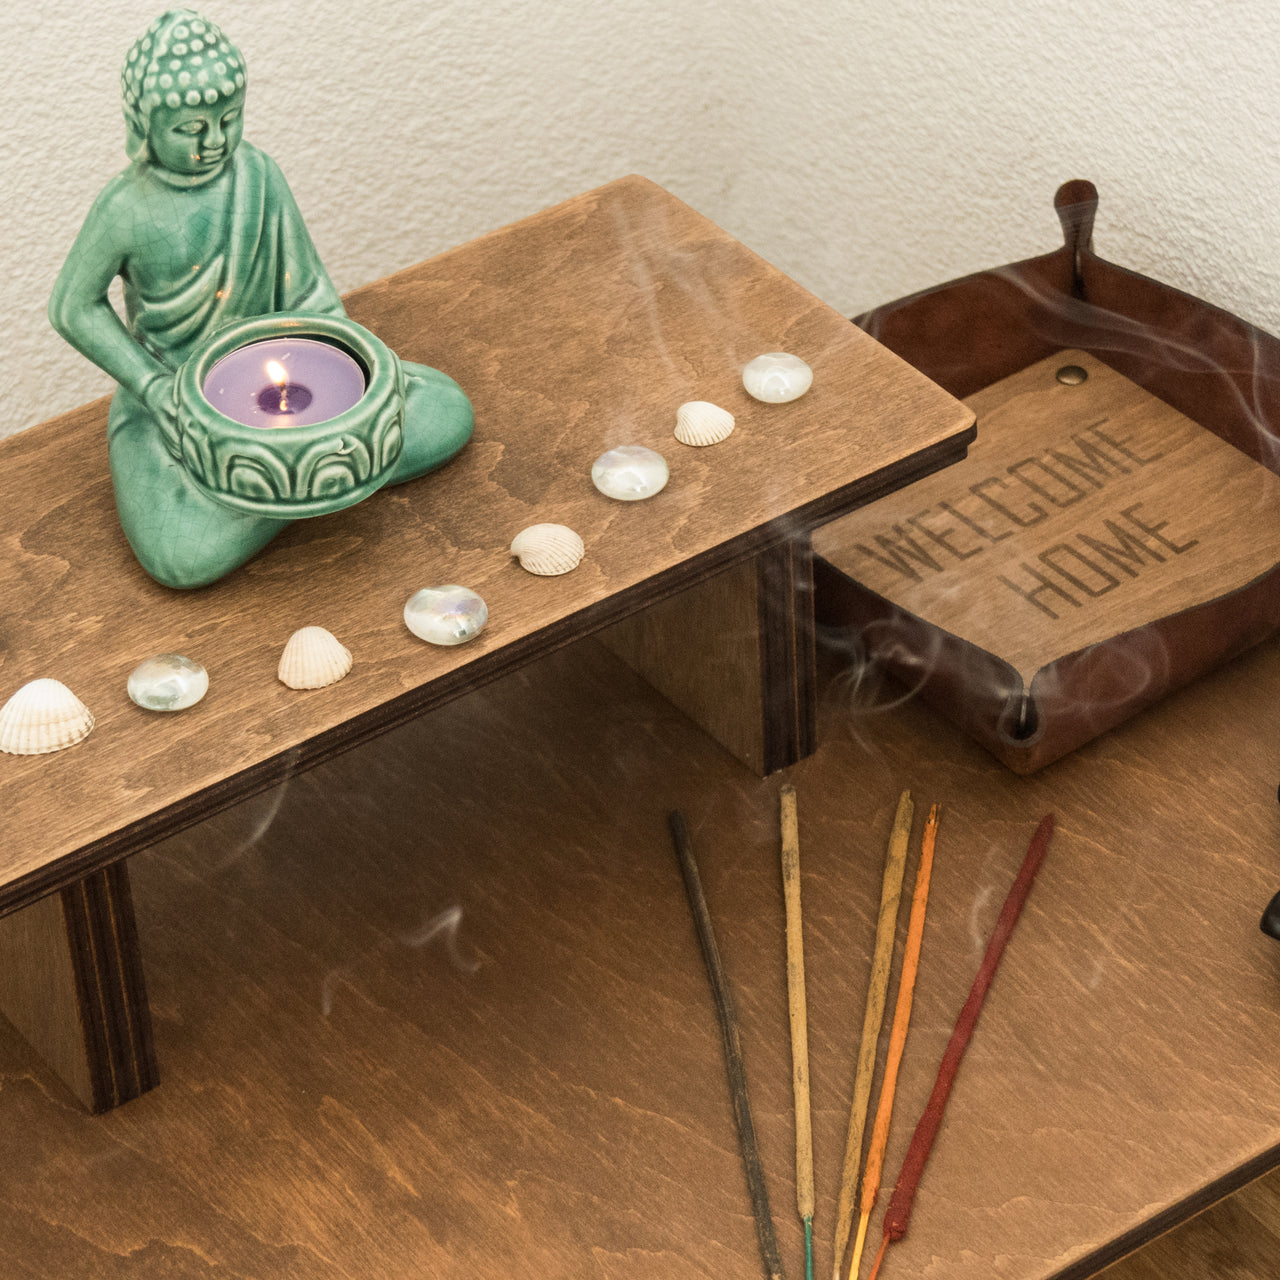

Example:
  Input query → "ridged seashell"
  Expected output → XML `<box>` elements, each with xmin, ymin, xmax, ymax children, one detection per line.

<box><xmin>278</xmin><ymin>627</ymin><xmax>353</xmax><ymax>690</ymax></box>
<box><xmin>0</xmin><ymin>679</ymin><xmax>95</xmax><ymax>756</ymax></box>
<box><xmin>510</xmin><ymin>524</ymin><xmax>585</xmax><ymax>576</ymax></box>
<box><xmin>675</xmin><ymin>400</ymin><xmax>735</xmax><ymax>447</ymax></box>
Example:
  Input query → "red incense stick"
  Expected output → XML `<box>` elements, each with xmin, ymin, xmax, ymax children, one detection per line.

<box><xmin>867</xmin><ymin>813</ymin><xmax>1056</xmax><ymax>1280</ymax></box>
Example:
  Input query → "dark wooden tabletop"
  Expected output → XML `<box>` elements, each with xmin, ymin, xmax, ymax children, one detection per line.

<box><xmin>2</xmin><ymin>631</ymin><xmax>1277</xmax><ymax>1279</ymax></box>
<box><xmin>0</xmin><ymin>176</ymin><xmax>973</xmax><ymax>915</ymax></box>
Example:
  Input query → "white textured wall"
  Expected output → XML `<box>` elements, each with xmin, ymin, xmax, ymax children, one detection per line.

<box><xmin>5</xmin><ymin>0</ymin><xmax>1280</xmax><ymax>436</ymax></box>
<box><xmin>716</xmin><ymin>0</ymin><xmax>1280</xmax><ymax>335</ymax></box>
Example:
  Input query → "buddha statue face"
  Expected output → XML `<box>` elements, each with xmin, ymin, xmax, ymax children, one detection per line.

<box><xmin>121</xmin><ymin>10</ymin><xmax>247</xmax><ymax>174</ymax></box>
<box><xmin>147</xmin><ymin>89</ymin><xmax>244</xmax><ymax>176</ymax></box>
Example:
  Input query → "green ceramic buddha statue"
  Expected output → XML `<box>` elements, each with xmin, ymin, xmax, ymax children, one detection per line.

<box><xmin>49</xmin><ymin>10</ymin><xmax>473</xmax><ymax>589</ymax></box>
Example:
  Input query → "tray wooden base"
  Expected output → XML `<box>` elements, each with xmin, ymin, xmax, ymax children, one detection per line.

<box><xmin>814</xmin><ymin>350</ymin><xmax>1280</xmax><ymax>771</ymax></box>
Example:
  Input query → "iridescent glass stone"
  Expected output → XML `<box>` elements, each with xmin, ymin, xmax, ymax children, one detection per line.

<box><xmin>404</xmin><ymin>586</ymin><xmax>488</xmax><ymax>646</ymax></box>
<box><xmin>127</xmin><ymin>654</ymin><xmax>209</xmax><ymax>711</ymax></box>
<box><xmin>742</xmin><ymin>352</ymin><xmax>813</xmax><ymax>403</ymax></box>
<box><xmin>591</xmin><ymin>446</ymin><xmax>669</xmax><ymax>500</ymax></box>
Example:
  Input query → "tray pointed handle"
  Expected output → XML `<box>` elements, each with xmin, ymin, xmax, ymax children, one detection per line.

<box><xmin>1054</xmin><ymin>180</ymin><xmax>1099</xmax><ymax>290</ymax></box>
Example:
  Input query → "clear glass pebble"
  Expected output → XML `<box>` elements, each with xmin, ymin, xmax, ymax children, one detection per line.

<box><xmin>742</xmin><ymin>351</ymin><xmax>813</xmax><ymax>403</ymax></box>
<box><xmin>404</xmin><ymin>586</ymin><xmax>488</xmax><ymax>646</ymax></box>
<box><xmin>591</xmin><ymin>445</ymin><xmax>669</xmax><ymax>500</ymax></box>
<box><xmin>127</xmin><ymin>653</ymin><xmax>209</xmax><ymax>711</ymax></box>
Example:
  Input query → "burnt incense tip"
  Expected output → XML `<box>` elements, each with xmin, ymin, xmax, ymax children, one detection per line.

<box><xmin>1261</xmin><ymin>888</ymin><xmax>1280</xmax><ymax>940</ymax></box>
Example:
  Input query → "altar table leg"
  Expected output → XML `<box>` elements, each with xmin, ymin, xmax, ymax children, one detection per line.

<box><xmin>599</xmin><ymin>537</ymin><xmax>816</xmax><ymax>775</ymax></box>
<box><xmin>0</xmin><ymin>863</ymin><xmax>159</xmax><ymax>1113</ymax></box>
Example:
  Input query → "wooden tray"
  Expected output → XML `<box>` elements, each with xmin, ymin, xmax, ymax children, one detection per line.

<box><xmin>813</xmin><ymin>181</ymin><xmax>1280</xmax><ymax>772</ymax></box>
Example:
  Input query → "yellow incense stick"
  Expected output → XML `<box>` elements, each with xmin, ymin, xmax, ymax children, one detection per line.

<box><xmin>780</xmin><ymin>786</ymin><xmax>814</xmax><ymax>1280</ymax></box>
<box><xmin>847</xmin><ymin>804</ymin><xmax>939</xmax><ymax>1280</ymax></box>
<box><xmin>831</xmin><ymin>790</ymin><xmax>913</xmax><ymax>1280</ymax></box>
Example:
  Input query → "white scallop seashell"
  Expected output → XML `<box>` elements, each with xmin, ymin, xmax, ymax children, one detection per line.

<box><xmin>278</xmin><ymin>627</ymin><xmax>353</xmax><ymax>690</ymax></box>
<box><xmin>0</xmin><ymin>679</ymin><xmax>95</xmax><ymax>755</ymax></box>
<box><xmin>675</xmin><ymin>400</ymin><xmax>735</xmax><ymax>447</ymax></box>
<box><xmin>510</xmin><ymin>524</ymin><xmax>585</xmax><ymax>576</ymax></box>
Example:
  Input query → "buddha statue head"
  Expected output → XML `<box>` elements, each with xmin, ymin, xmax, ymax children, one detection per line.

<box><xmin>120</xmin><ymin>10</ymin><xmax>247</xmax><ymax>180</ymax></box>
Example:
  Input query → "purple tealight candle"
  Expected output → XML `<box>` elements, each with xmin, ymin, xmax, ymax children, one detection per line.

<box><xmin>203</xmin><ymin>337</ymin><xmax>366</xmax><ymax>428</ymax></box>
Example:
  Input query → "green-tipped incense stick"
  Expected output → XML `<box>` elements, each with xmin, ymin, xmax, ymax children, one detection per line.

<box><xmin>670</xmin><ymin>810</ymin><xmax>786</xmax><ymax>1280</ymax></box>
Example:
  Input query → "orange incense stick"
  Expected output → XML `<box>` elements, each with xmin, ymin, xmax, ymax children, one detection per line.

<box><xmin>847</xmin><ymin>804</ymin><xmax>939</xmax><ymax>1280</ymax></box>
<box><xmin>831</xmin><ymin>790</ymin><xmax>913</xmax><ymax>1280</ymax></box>
<box><xmin>867</xmin><ymin>814</ymin><xmax>1056</xmax><ymax>1280</ymax></box>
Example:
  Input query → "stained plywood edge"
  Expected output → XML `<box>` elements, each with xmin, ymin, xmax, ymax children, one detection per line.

<box><xmin>0</xmin><ymin>864</ymin><xmax>157</xmax><ymax>1112</ymax></box>
<box><xmin>812</xmin><ymin>350</ymin><xmax>1280</xmax><ymax>684</ymax></box>
<box><xmin>0</xmin><ymin>891</ymin><xmax>94</xmax><ymax>1107</ymax></box>
<box><xmin>756</xmin><ymin>538</ymin><xmax>817</xmax><ymax>773</ymax></box>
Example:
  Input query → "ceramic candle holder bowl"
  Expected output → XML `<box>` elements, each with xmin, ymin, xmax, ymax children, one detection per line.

<box><xmin>174</xmin><ymin>313</ymin><xmax>406</xmax><ymax>518</ymax></box>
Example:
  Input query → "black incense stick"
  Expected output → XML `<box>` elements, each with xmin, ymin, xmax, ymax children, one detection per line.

<box><xmin>669</xmin><ymin>810</ymin><xmax>786</xmax><ymax>1280</ymax></box>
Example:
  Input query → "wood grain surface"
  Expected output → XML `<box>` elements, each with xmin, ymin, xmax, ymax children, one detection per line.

<box><xmin>0</xmin><ymin>175</ymin><xmax>973</xmax><ymax>915</ymax></box>
<box><xmin>1</xmin><ymin>631</ymin><xmax>1278</xmax><ymax>1278</ymax></box>
<box><xmin>813</xmin><ymin>350</ymin><xmax>1280</xmax><ymax>684</ymax></box>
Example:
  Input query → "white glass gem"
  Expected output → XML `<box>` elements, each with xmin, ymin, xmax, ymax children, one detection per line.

<box><xmin>742</xmin><ymin>352</ymin><xmax>813</xmax><ymax>403</ymax></box>
<box><xmin>591</xmin><ymin>445</ymin><xmax>669</xmax><ymax>501</ymax></box>
<box><xmin>404</xmin><ymin>586</ymin><xmax>489</xmax><ymax>646</ymax></box>
<box><xmin>127</xmin><ymin>653</ymin><xmax>209</xmax><ymax>712</ymax></box>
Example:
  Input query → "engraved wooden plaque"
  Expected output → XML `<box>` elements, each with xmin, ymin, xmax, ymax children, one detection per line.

<box><xmin>813</xmin><ymin>350</ymin><xmax>1280</xmax><ymax>771</ymax></box>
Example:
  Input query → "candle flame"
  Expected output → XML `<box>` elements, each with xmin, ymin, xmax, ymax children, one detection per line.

<box><xmin>265</xmin><ymin>359</ymin><xmax>287</xmax><ymax>386</ymax></box>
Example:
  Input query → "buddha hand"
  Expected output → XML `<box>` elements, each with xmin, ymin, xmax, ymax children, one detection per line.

<box><xmin>139</xmin><ymin>370</ymin><xmax>182</xmax><ymax>459</ymax></box>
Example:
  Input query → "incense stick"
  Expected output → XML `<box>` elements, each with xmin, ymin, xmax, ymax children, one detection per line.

<box><xmin>848</xmin><ymin>804</ymin><xmax>939</xmax><ymax>1280</ymax></box>
<box><xmin>831</xmin><ymin>790</ymin><xmax>914</xmax><ymax>1280</ymax></box>
<box><xmin>867</xmin><ymin>813</ymin><xmax>1056</xmax><ymax>1280</ymax></box>
<box><xmin>669</xmin><ymin>810</ymin><xmax>787</xmax><ymax>1280</ymax></box>
<box><xmin>780</xmin><ymin>786</ymin><xmax>814</xmax><ymax>1280</ymax></box>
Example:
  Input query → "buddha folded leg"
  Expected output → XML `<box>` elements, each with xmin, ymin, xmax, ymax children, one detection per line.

<box><xmin>388</xmin><ymin>361</ymin><xmax>475</xmax><ymax>485</ymax></box>
<box><xmin>109</xmin><ymin>362</ymin><xmax>469</xmax><ymax>589</ymax></box>
<box><xmin>108</xmin><ymin>390</ymin><xmax>291</xmax><ymax>590</ymax></box>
